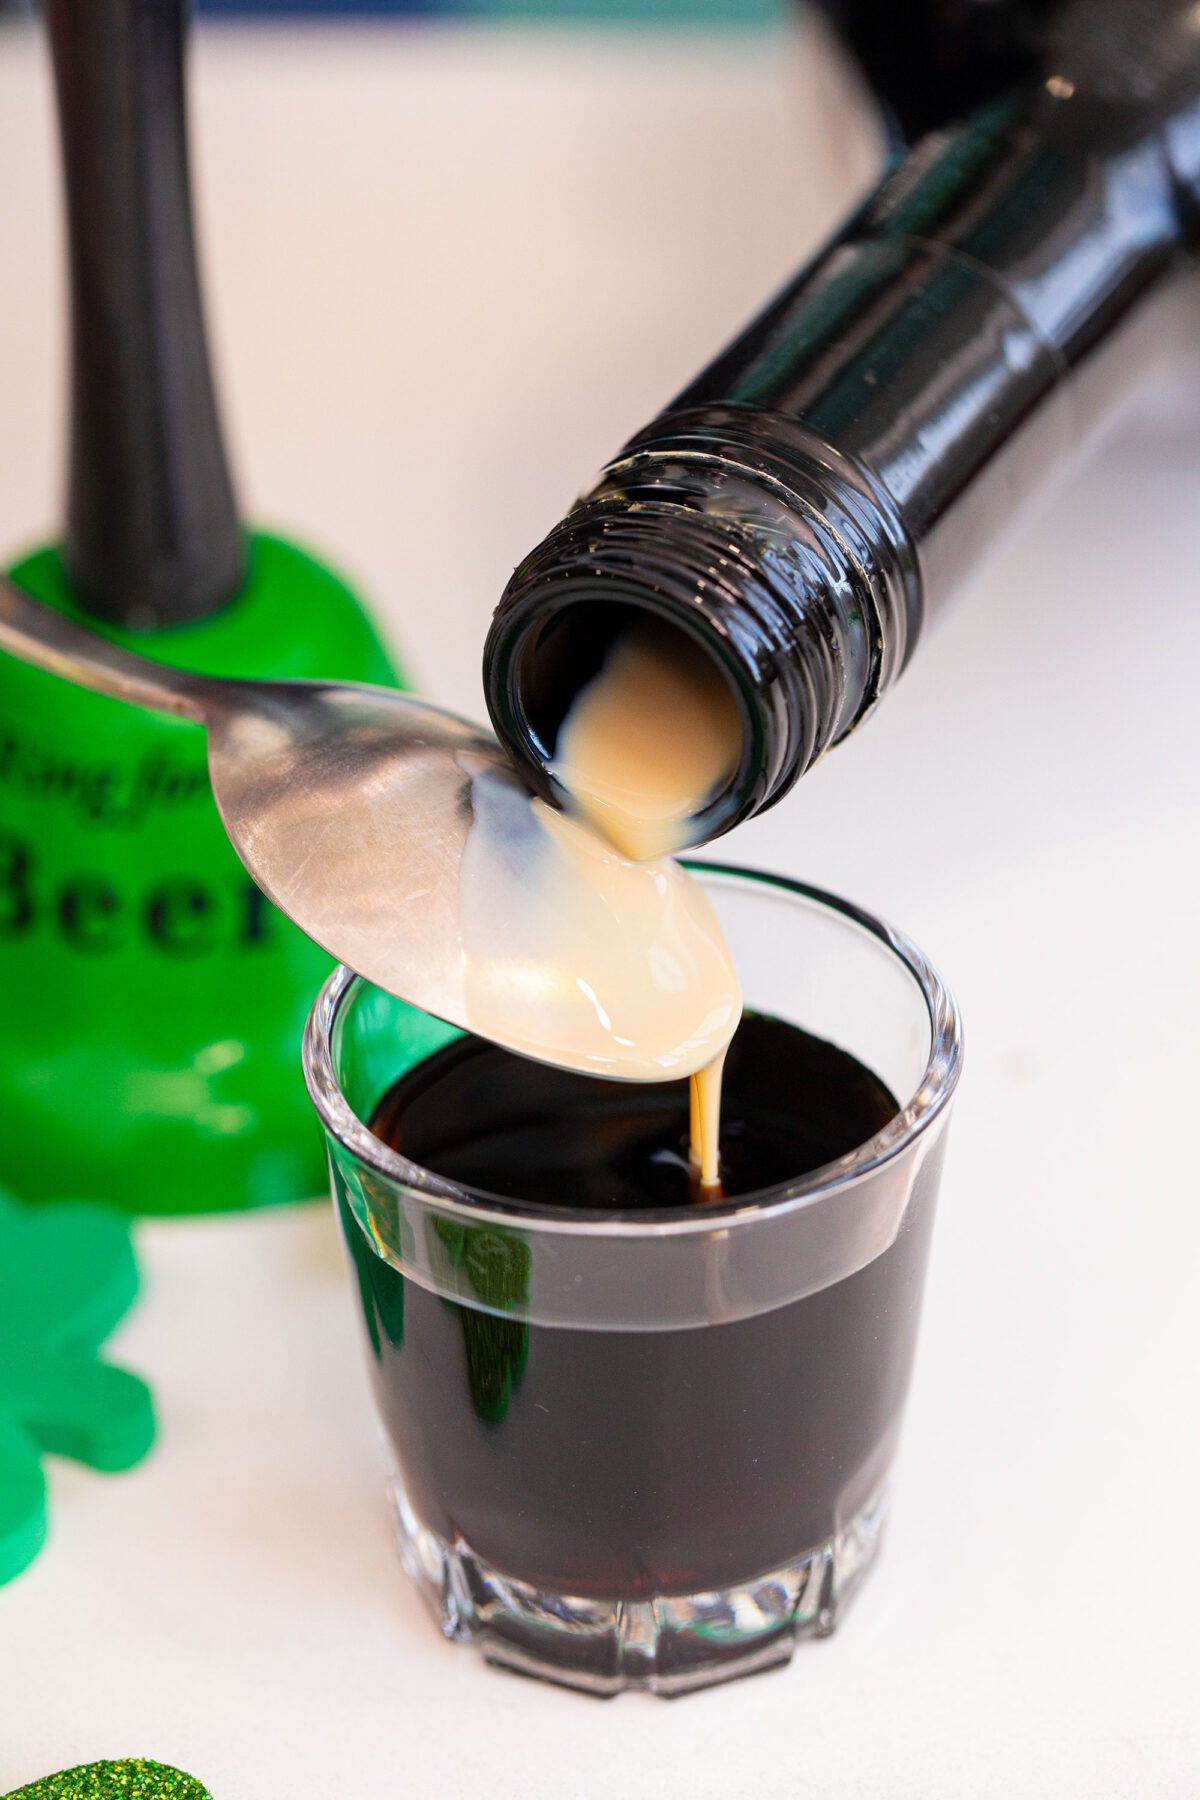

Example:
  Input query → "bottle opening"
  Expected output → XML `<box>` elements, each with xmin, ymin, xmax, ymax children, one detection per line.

<box><xmin>509</xmin><ymin>599</ymin><xmax>748</xmax><ymax>860</ymax></box>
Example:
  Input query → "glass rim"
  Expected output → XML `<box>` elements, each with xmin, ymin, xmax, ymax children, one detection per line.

<box><xmin>302</xmin><ymin>863</ymin><xmax>963</xmax><ymax>1240</ymax></box>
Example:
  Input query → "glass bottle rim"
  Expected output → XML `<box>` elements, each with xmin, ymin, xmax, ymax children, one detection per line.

<box><xmin>302</xmin><ymin>863</ymin><xmax>963</xmax><ymax>1241</ymax></box>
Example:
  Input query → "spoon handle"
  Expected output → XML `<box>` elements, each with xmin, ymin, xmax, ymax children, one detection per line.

<box><xmin>0</xmin><ymin>576</ymin><xmax>214</xmax><ymax>723</ymax></box>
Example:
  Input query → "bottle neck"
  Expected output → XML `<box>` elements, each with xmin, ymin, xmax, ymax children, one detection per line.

<box><xmin>485</xmin><ymin>406</ymin><xmax>917</xmax><ymax>845</ymax></box>
<box><xmin>484</xmin><ymin>0</ymin><xmax>1200</xmax><ymax>841</ymax></box>
<box><xmin>46</xmin><ymin>0</ymin><xmax>244</xmax><ymax>630</ymax></box>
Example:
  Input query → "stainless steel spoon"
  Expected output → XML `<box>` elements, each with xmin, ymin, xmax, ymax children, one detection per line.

<box><xmin>0</xmin><ymin>575</ymin><xmax>507</xmax><ymax>1031</ymax></box>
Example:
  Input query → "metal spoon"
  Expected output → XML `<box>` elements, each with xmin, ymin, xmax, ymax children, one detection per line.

<box><xmin>0</xmin><ymin>575</ymin><xmax>506</xmax><ymax>1030</ymax></box>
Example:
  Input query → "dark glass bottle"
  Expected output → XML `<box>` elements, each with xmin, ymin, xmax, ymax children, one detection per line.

<box><xmin>484</xmin><ymin>0</ymin><xmax>1200</xmax><ymax>849</ymax></box>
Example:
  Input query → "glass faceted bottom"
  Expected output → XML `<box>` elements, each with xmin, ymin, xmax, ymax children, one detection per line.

<box><xmin>388</xmin><ymin>1472</ymin><xmax>890</xmax><ymax>1697</ymax></box>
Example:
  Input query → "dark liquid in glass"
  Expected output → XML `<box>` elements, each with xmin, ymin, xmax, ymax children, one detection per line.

<box><xmin>344</xmin><ymin>1014</ymin><xmax>936</xmax><ymax>1600</ymax></box>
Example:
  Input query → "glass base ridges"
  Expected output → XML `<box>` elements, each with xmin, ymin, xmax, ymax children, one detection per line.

<box><xmin>388</xmin><ymin>1476</ymin><xmax>889</xmax><ymax>1697</ymax></box>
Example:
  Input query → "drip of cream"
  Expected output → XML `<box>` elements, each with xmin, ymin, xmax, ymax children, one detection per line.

<box><xmin>457</xmin><ymin>619</ymin><xmax>745</xmax><ymax>1200</ymax></box>
<box><xmin>689</xmin><ymin>1047</ymin><xmax>727</xmax><ymax>1198</ymax></box>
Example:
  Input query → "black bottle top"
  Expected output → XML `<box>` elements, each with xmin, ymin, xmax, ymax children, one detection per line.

<box><xmin>808</xmin><ymin>0</ymin><xmax>1055</xmax><ymax>144</ymax></box>
<box><xmin>45</xmin><ymin>0</ymin><xmax>244</xmax><ymax>630</ymax></box>
<box><xmin>484</xmin><ymin>0</ymin><xmax>1200</xmax><ymax>850</ymax></box>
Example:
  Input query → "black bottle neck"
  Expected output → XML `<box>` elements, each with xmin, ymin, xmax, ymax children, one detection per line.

<box><xmin>46</xmin><ymin>0</ymin><xmax>244</xmax><ymax>631</ymax></box>
<box><xmin>486</xmin><ymin>406</ymin><xmax>916</xmax><ymax>844</ymax></box>
<box><xmin>484</xmin><ymin>0</ymin><xmax>1200</xmax><ymax>843</ymax></box>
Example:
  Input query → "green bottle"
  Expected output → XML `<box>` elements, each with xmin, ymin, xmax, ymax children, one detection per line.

<box><xmin>0</xmin><ymin>0</ymin><xmax>404</xmax><ymax>1215</ymax></box>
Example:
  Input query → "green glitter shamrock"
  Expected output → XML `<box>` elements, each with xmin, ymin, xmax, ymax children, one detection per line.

<box><xmin>0</xmin><ymin>1187</ymin><xmax>155</xmax><ymax>1585</ymax></box>
<box><xmin>4</xmin><ymin>1759</ymin><xmax>210</xmax><ymax>1800</ymax></box>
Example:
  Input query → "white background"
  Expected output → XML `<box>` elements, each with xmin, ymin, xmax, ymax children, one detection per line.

<box><xmin>1</xmin><ymin>17</ymin><xmax>1198</xmax><ymax>1797</ymax></box>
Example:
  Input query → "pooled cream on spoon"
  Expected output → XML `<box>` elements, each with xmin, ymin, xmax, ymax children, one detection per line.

<box><xmin>459</xmin><ymin>761</ymin><xmax>740</xmax><ymax>1086</ymax></box>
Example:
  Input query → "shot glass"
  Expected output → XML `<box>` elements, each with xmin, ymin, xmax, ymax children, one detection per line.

<box><xmin>303</xmin><ymin>868</ymin><xmax>962</xmax><ymax>1697</ymax></box>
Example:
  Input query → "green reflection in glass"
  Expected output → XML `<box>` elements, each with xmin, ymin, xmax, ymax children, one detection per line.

<box><xmin>428</xmin><ymin>1214</ymin><xmax>532</xmax><ymax>1424</ymax></box>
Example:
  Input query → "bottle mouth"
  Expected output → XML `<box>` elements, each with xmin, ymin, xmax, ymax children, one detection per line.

<box><xmin>486</xmin><ymin>586</ymin><xmax>764</xmax><ymax>854</ymax></box>
<box><xmin>483</xmin><ymin>488</ymin><xmax>843</xmax><ymax>849</ymax></box>
<box><xmin>485</xmin><ymin>405</ymin><xmax>922</xmax><ymax>848</ymax></box>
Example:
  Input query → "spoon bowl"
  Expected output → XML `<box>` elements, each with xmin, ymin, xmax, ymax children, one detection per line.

<box><xmin>0</xmin><ymin>577</ymin><xmax>740</xmax><ymax>1081</ymax></box>
<box><xmin>206</xmin><ymin>679</ymin><xmax>503</xmax><ymax>1027</ymax></box>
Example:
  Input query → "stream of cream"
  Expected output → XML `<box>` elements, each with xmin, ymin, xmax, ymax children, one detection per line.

<box><xmin>469</xmin><ymin>617</ymin><xmax>739</xmax><ymax>1197</ymax></box>
<box><xmin>552</xmin><ymin>620</ymin><xmax>741</xmax><ymax>1192</ymax></box>
<box><xmin>548</xmin><ymin>617</ymin><xmax>742</xmax><ymax>863</ymax></box>
<box><xmin>552</xmin><ymin>621</ymin><xmax>742</xmax><ymax>1192</ymax></box>
<box><xmin>459</xmin><ymin>762</ymin><xmax>741</xmax><ymax>1100</ymax></box>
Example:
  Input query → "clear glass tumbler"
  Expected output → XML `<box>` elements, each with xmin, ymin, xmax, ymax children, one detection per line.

<box><xmin>303</xmin><ymin>867</ymin><xmax>962</xmax><ymax>1696</ymax></box>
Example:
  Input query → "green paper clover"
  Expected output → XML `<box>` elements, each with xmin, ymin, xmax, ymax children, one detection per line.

<box><xmin>0</xmin><ymin>1188</ymin><xmax>155</xmax><ymax>1585</ymax></box>
<box><xmin>4</xmin><ymin>1759</ymin><xmax>210</xmax><ymax>1800</ymax></box>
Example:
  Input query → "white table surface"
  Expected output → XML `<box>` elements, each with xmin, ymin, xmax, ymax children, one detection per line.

<box><xmin>1</xmin><ymin>18</ymin><xmax>1198</xmax><ymax>1798</ymax></box>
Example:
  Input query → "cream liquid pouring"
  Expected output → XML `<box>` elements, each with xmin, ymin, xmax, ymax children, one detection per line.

<box><xmin>467</xmin><ymin>619</ymin><xmax>743</xmax><ymax>1195</ymax></box>
<box><xmin>549</xmin><ymin>619</ymin><xmax>743</xmax><ymax>1189</ymax></box>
